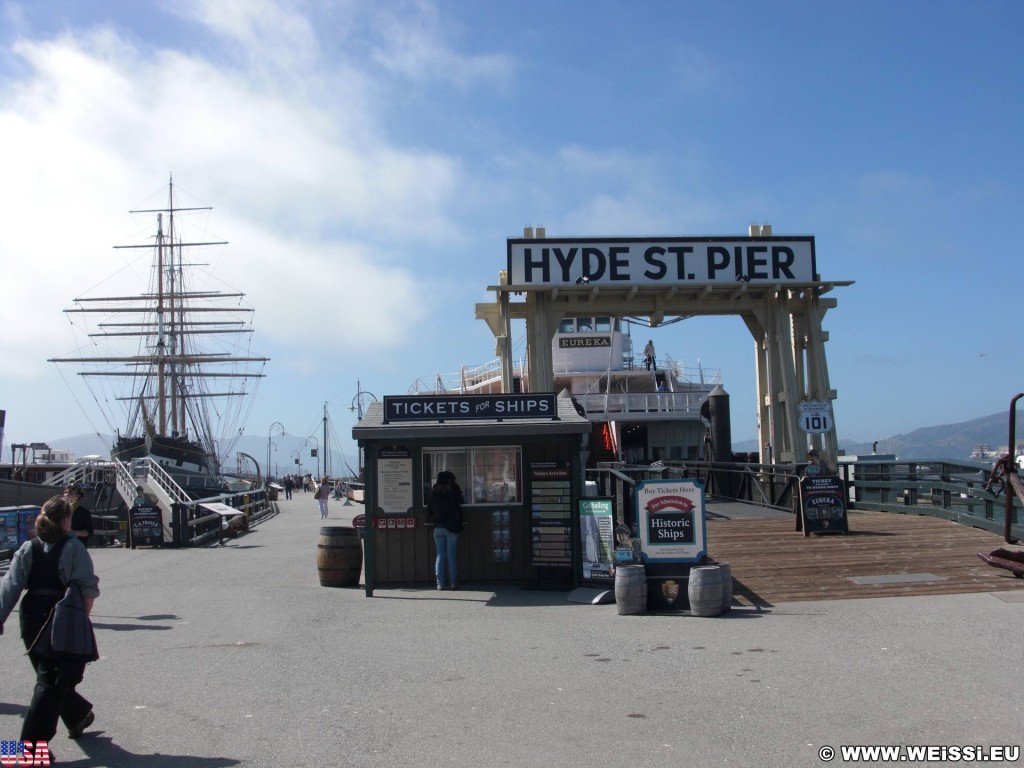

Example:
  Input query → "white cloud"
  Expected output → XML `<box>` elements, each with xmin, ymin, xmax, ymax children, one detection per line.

<box><xmin>0</xmin><ymin>2</ymin><xmax>467</xmax><ymax>390</ymax></box>
<box><xmin>368</xmin><ymin>0</ymin><xmax>513</xmax><ymax>87</ymax></box>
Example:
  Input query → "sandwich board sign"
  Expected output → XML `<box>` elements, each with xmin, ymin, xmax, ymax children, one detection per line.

<box><xmin>798</xmin><ymin>475</ymin><xmax>849</xmax><ymax>535</ymax></box>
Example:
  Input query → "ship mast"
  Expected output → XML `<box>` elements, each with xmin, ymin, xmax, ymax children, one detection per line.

<box><xmin>49</xmin><ymin>178</ymin><xmax>269</xmax><ymax>460</ymax></box>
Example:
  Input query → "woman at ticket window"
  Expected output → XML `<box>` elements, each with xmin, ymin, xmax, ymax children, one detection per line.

<box><xmin>428</xmin><ymin>471</ymin><xmax>464</xmax><ymax>590</ymax></box>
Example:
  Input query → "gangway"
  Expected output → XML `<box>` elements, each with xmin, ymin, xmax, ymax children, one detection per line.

<box><xmin>112</xmin><ymin>458</ymin><xmax>192</xmax><ymax>541</ymax></box>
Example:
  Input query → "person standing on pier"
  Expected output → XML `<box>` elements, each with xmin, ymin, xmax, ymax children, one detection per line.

<box><xmin>643</xmin><ymin>339</ymin><xmax>656</xmax><ymax>371</ymax></box>
<box><xmin>428</xmin><ymin>471</ymin><xmax>464</xmax><ymax>590</ymax></box>
<box><xmin>65</xmin><ymin>483</ymin><xmax>93</xmax><ymax>548</ymax></box>
<box><xmin>314</xmin><ymin>475</ymin><xmax>331</xmax><ymax>519</ymax></box>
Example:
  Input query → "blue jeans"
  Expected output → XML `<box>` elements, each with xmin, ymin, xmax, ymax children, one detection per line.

<box><xmin>434</xmin><ymin>527</ymin><xmax>459</xmax><ymax>587</ymax></box>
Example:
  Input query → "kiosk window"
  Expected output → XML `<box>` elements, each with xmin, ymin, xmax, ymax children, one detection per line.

<box><xmin>423</xmin><ymin>446</ymin><xmax>521</xmax><ymax>505</ymax></box>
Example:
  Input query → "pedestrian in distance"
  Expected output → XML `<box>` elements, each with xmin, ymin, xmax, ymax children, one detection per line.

<box><xmin>0</xmin><ymin>495</ymin><xmax>101</xmax><ymax>753</ymax></box>
<box><xmin>428</xmin><ymin>471</ymin><xmax>464</xmax><ymax>590</ymax></box>
<box><xmin>65</xmin><ymin>482</ymin><xmax>93</xmax><ymax>548</ymax></box>
<box><xmin>314</xmin><ymin>475</ymin><xmax>331</xmax><ymax>519</ymax></box>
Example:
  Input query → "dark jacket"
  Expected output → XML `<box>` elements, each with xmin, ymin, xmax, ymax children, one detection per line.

<box><xmin>428</xmin><ymin>484</ymin><xmax>464</xmax><ymax>533</ymax></box>
<box><xmin>71</xmin><ymin>504</ymin><xmax>94</xmax><ymax>547</ymax></box>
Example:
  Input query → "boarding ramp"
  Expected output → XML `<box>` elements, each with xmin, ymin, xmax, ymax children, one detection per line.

<box><xmin>114</xmin><ymin>458</ymin><xmax>191</xmax><ymax>542</ymax></box>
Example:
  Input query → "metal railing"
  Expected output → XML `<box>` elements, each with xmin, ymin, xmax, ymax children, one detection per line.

<box><xmin>576</xmin><ymin>391</ymin><xmax>706</xmax><ymax>419</ymax></box>
<box><xmin>585</xmin><ymin>456</ymin><xmax>1023</xmax><ymax>541</ymax></box>
<box><xmin>171</xmin><ymin>488</ymin><xmax>277</xmax><ymax>547</ymax></box>
<box><xmin>836</xmin><ymin>457</ymin><xmax>1023</xmax><ymax>541</ymax></box>
<box><xmin>585</xmin><ymin>461</ymin><xmax>801</xmax><ymax>515</ymax></box>
<box><xmin>42</xmin><ymin>458</ymin><xmax>109</xmax><ymax>489</ymax></box>
<box><xmin>407</xmin><ymin>356</ymin><xmax>723</xmax><ymax>395</ymax></box>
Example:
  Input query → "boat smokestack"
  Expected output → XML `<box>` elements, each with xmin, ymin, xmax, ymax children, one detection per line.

<box><xmin>536</xmin><ymin>225</ymin><xmax>546</xmax><ymax>238</ymax></box>
<box><xmin>523</xmin><ymin>225</ymin><xmax>534</xmax><ymax>238</ymax></box>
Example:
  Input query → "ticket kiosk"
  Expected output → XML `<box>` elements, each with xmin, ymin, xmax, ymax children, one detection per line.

<box><xmin>352</xmin><ymin>392</ymin><xmax>591</xmax><ymax>596</ymax></box>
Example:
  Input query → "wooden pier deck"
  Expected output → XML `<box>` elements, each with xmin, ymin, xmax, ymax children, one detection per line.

<box><xmin>706</xmin><ymin>509</ymin><xmax>1024</xmax><ymax>606</ymax></box>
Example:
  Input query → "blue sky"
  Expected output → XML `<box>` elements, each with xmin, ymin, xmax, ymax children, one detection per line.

<box><xmin>1</xmin><ymin>0</ymin><xmax>1021</xmax><ymax>470</ymax></box>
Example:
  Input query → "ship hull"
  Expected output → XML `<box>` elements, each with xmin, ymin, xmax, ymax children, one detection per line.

<box><xmin>113</xmin><ymin>435</ymin><xmax>222</xmax><ymax>493</ymax></box>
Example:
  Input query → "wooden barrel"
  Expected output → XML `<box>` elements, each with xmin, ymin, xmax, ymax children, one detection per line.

<box><xmin>718</xmin><ymin>563</ymin><xmax>733</xmax><ymax>613</ymax></box>
<box><xmin>687</xmin><ymin>565</ymin><xmax>723</xmax><ymax>617</ymax></box>
<box><xmin>614</xmin><ymin>565</ymin><xmax>648</xmax><ymax>615</ymax></box>
<box><xmin>316</xmin><ymin>527</ymin><xmax>362</xmax><ymax>587</ymax></box>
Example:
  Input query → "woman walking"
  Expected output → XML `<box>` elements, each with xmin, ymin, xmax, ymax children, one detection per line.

<box><xmin>428</xmin><ymin>471</ymin><xmax>464</xmax><ymax>590</ymax></box>
<box><xmin>0</xmin><ymin>495</ymin><xmax>100</xmax><ymax>754</ymax></box>
<box><xmin>314</xmin><ymin>475</ymin><xmax>331</xmax><ymax>519</ymax></box>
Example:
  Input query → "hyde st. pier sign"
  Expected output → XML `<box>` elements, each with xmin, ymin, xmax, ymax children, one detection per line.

<box><xmin>507</xmin><ymin>236</ymin><xmax>816</xmax><ymax>286</ymax></box>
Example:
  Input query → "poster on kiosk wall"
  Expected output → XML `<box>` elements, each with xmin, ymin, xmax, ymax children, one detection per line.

<box><xmin>636</xmin><ymin>479</ymin><xmax>707</xmax><ymax>563</ymax></box>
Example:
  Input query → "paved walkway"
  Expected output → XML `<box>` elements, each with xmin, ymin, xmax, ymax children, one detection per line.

<box><xmin>1</xmin><ymin>493</ymin><xmax>1021</xmax><ymax>767</ymax></box>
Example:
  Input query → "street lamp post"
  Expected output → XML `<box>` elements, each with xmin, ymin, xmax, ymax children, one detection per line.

<box><xmin>305</xmin><ymin>436</ymin><xmax>320</xmax><ymax>478</ymax></box>
<box><xmin>290</xmin><ymin>449</ymin><xmax>300</xmax><ymax>475</ymax></box>
<box><xmin>268</xmin><ymin>421</ymin><xmax>285</xmax><ymax>482</ymax></box>
<box><xmin>350</xmin><ymin>380</ymin><xmax>378</xmax><ymax>476</ymax></box>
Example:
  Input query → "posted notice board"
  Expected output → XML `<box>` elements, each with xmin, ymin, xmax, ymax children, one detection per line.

<box><xmin>376</xmin><ymin>446</ymin><xmax>413</xmax><ymax>516</ymax></box>
<box><xmin>798</xmin><ymin>475</ymin><xmax>849</xmax><ymax>535</ymax></box>
<box><xmin>635</xmin><ymin>479</ymin><xmax>707</xmax><ymax>564</ymax></box>
<box><xmin>530</xmin><ymin>462</ymin><xmax>572</xmax><ymax>568</ymax></box>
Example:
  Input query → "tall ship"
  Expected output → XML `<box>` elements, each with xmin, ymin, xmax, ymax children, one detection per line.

<box><xmin>49</xmin><ymin>179</ymin><xmax>269</xmax><ymax>493</ymax></box>
<box><xmin>409</xmin><ymin>315</ymin><xmax>720</xmax><ymax>466</ymax></box>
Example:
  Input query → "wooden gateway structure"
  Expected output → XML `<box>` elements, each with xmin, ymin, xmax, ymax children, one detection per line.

<box><xmin>475</xmin><ymin>228</ymin><xmax>854</xmax><ymax>465</ymax></box>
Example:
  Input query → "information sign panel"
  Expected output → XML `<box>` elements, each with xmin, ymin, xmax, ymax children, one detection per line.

<box><xmin>635</xmin><ymin>479</ymin><xmax>706</xmax><ymax>564</ymax></box>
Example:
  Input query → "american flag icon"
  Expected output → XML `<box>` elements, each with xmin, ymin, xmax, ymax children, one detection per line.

<box><xmin>0</xmin><ymin>741</ymin><xmax>25</xmax><ymax>765</ymax></box>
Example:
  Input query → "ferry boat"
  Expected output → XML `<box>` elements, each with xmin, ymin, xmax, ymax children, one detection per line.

<box><xmin>409</xmin><ymin>315</ymin><xmax>719</xmax><ymax>466</ymax></box>
<box><xmin>49</xmin><ymin>179</ymin><xmax>269</xmax><ymax>495</ymax></box>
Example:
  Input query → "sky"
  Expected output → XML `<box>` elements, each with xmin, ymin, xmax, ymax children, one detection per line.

<box><xmin>1</xmin><ymin>0</ymin><xmax>1022</xmax><ymax>472</ymax></box>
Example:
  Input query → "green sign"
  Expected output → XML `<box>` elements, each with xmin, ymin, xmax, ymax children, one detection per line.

<box><xmin>579</xmin><ymin>497</ymin><xmax>615</xmax><ymax>582</ymax></box>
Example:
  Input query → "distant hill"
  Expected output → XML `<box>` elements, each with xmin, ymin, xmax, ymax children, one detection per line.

<box><xmin>32</xmin><ymin>408</ymin><xmax>1024</xmax><ymax>466</ymax></box>
<box><xmin>41</xmin><ymin>433</ymin><xmax>114</xmax><ymax>459</ymax></box>
<box><xmin>31</xmin><ymin>432</ymin><xmax>355</xmax><ymax>476</ymax></box>
<box><xmin>734</xmin><ymin>409</ymin><xmax>1023</xmax><ymax>461</ymax></box>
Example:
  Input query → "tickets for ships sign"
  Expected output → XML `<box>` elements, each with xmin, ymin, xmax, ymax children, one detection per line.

<box><xmin>636</xmin><ymin>479</ymin><xmax>706</xmax><ymax>563</ymax></box>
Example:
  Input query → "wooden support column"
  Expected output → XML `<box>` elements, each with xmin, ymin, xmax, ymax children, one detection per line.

<box><xmin>804</xmin><ymin>290</ymin><xmax>840</xmax><ymax>460</ymax></box>
<box><xmin>763</xmin><ymin>293</ymin><xmax>803</xmax><ymax>463</ymax></box>
<box><xmin>743</xmin><ymin>311</ymin><xmax>771</xmax><ymax>464</ymax></box>
<box><xmin>525</xmin><ymin>292</ymin><xmax>558</xmax><ymax>392</ymax></box>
